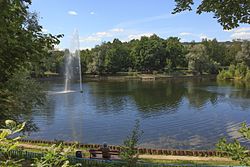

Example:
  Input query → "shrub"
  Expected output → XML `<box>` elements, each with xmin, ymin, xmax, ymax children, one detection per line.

<box><xmin>217</xmin><ymin>70</ymin><xmax>233</xmax><ymax>80</ymax></box>
<box><xmin>228</xmin><ymin>64</ymin><xmax>236</xmax><ymax>76</ymax></box>
<box><xmin>234</xmin><ymin>63</ymin><xmax>248</xmax><ymax>79</ymax></box>
<box><xmin>245</xmin><ymin>70</ymin><xmax>250</xmax><ymax>82</ymax></box>
<box><xmin>120</xmin><ymin>120</ymin><xmax>143</xmax><ymax>167</ymax></box>
<box><xmin>0</xmin><ymin>120</ymin><xmax>26</xmax><ymax>167</ymax></box>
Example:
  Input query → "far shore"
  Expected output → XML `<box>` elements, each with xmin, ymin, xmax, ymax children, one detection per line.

<box><xmin>38</xmin><ymin>73</ymin><xmax>217</xmax><ymax>81</ymax></box>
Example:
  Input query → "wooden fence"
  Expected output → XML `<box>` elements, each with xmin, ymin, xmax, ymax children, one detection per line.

<box><xmin>19</xmin><ymin>139</ymin><xmax>227</xmax><ymax>157</ymax></box>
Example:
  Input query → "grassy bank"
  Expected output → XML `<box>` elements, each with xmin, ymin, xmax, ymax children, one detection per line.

<box><xmin>17</xmin><ymin>141</ymin><xmax>239</xmax><ymax>166</ymax></box>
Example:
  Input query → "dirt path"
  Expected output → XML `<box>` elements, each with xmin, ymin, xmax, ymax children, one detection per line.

<box><xmin>139</xmin><ymin>154</ymin><xmax>233</xmax><ymax>162</ymax></box>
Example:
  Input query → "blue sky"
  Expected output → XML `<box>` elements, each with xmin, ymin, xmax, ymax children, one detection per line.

<box><xmin>30</xmin><ymin>0</ymin><xmax>250</xmax><ymax>49</ymax></box>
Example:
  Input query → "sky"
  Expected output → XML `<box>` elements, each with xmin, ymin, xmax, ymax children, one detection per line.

<box><xmin>29</xmin><ymin>0</ymin><xmax>250</xmax><ymax>50</ymax></box>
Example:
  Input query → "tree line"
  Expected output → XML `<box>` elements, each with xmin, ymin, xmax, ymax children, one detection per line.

<box><xmin>46</xmin><ymin>37</ymin><xmax>249</xmax><ymax>76</ymax></box>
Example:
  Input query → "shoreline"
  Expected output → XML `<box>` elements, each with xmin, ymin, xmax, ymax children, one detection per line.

<box><xmin>19</xmin><ymin>139</ymin><xmax>226</xmax><ymax>157</ymax></box>
<box><xmin>38</xmin><ymin>74</ymin><xmax>217</xmax><ymax>81</ymax></box>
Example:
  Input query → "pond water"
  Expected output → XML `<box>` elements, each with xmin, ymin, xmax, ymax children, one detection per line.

<box><xmin>29</xmin><ymin>78</ymin><xmax>250</xmax><ymax>150</ymax></box>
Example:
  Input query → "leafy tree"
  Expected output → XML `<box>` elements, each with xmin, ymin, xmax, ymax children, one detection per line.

<box><xmin>80</xmin><ymin>49</ymin><xmax>92</xmax><ymax>74</ymax></box>
<box><xmin>236</xmin><ymin>40</ymin><xmax>250</xmax><ymax>67</ymax></box>
<box><xmin>186</xmin><ymin>44</ymin><xmax>209</xmax><ymax>75</ymax></box>
<box><xmin>105</xmin><ymin>39</ymin><xmax>131</xmax><ymax>74</ymax></box>
<box><xmin>0</xmin><ymin>0</ymin><xmax>62</xmax><ymax>126</ymax></box>
<box><xmin>0</xmin><ymin>1</ymin><xmax>62</xmax><ymax>81</ymax></box>
<box><xmin>202</xmin><ymin>38</ymin><xmax>227</xmax><ymax>66</ymax></box>
<box><xmin>130</xmin><ymin>35</ymin><xmax>166</xmax><ymax>72</ymax></box>
<box><xmin>172</xmin><ymin>0</ymin><xmax>250</xmax><ymax>29</ymax></box>
<box><xmin>0</xmin><ymin>72</ymin><xmax>45</xmax><ymax>124</ymax></box>
<box><xmin>87</xmin><ymin>43</ymin><xmax>110</xmax><ymax>74</ymax></box>
<box><xmin>164</xmin><ymin>37</ymin><xmax>187</xmax><ymax>68</ymax></box>
<box><xmin>217</xmin><ymin>122</ymin><xmax>250</xmax><ymax>165</ymax></box>
<box><xmin>120</xmin><ymin>120</ymin><xmax>143</xmax><ymax>167</ymax></box>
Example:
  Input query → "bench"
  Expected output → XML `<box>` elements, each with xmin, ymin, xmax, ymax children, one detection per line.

<box><xmin>89</xmin><ymin>149</ymin><xmax>120</xmax><ymax>159</ymax></box>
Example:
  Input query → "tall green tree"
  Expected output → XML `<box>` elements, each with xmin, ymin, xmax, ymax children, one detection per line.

<box><xmin>105</xmin><ymin>39</ymin><xmax>131</xmax><ymax>74</ymax></box>
<box><xmin>130</xmin><ymin>35</ymin><xmax>167</xmax><ymax>72</ymax></box>
<box><xmin>236</xmin><ymin>40</ymin><xmax>250</xmax><ymax>67</ymax></box>
<box><xmin>202</xmin><ymin>38</ymin><xmax>227</xmax><ymax>66</ymax></box>
<box><xmin>0</xmin><ymin>0</ymin><xmax>62</xmax><ymax>124</ymax></box>
<box><xmin>186</xmin><ymin>44</ymin><xmax>210</xmax><ymax>75</ymax></box>
<box><xmin>164</xmin><ymin>37</ymin><xmax>187</xmax><ymax>69</ymax></box>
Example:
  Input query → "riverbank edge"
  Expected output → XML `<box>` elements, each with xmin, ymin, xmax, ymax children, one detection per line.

<box><xmin>19</xmin><ymin>139</ymin><xmax>227</xmax><ymax>157</ymax></box>
<box><xmin>38</xmin><ymin>74</ymin><xmax>217</xmax><ymax>81</ymax></box>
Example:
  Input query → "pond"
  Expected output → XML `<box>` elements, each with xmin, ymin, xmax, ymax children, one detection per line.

<box><xmin>29</xmin><ymin>78</ymin><xmax>250</xmax><ymax>150</ymax></box>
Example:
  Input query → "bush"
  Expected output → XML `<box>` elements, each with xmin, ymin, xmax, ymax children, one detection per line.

<box><xmin>245</xmin><ymin>71</ymin><xmax>250</xmax><ymax>82</ymax></box>
<box><xmin>217</xmin><ymin>70</ymin><xmax>233</xmax><ymax>80</ymax></box>
<box><xmin>120</xmin><ymin>120</ymin><xmax>143</xmax><ymax>167</ymax></box>
<box><xmin>234</xmin><ymin>63</ymin><xmax>248</xmax><ymax>79</ymax></box>
<box><xmin>228</xmin><ymin>64</ymin><xmax>236</xmax><ymax>76</ymax></box>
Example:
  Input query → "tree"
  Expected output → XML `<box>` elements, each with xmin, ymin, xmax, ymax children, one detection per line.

<box><xmin>0</xmin><ymin>0</ymin><xmax>62</xmax><ymax>126</ymax></box>
<box><xmin>105</xmin><ymin>39</ymin><xmax>131</xmax><ymax>73</ymax></box>
<box><xmin>172</xmin><ymin>0</ymin><xmax>250</xmax><ymax>30</ymax></box>
<box><xmin>87</xmin><ymin>43</ymin><xmax>110</xmax><ymax>74</ymax></box>
<box><xmin>130</xmin><ymin>35</ymin><xmax>167</xmax><ymax>72</ymax></box>
<box><xmin>164</xmin><ymin>37</ymin><xmax>187</xmax><ymax>68</ymax></box>
<box><xmin>202</xmin><ymin>38</ymin><xmax>226</xmax><ymax>66</ymax></box>
<box><xmin>236</xmin><ymin>40</ymin><xmax>250</xmax><ymax>67</ymax></box>
<box><xmin>186</xmin><ymin>44</ymin><xmax>209</xmax><ymax>75</ymax></box>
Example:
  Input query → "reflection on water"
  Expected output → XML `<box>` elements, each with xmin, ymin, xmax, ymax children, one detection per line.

<box><xmin>29</xmin><ymin>78</ymin><xmax>250</xmax><ymax>150</ymax></box>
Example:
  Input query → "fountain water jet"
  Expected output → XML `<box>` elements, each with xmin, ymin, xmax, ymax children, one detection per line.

<box><xmin>64</xmin><ymin>30</ymin><xmax>83</xmax><ymax>93</ymax></box>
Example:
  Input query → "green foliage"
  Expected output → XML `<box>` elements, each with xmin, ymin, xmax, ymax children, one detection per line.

<box><xmin>130</xmin><ymin>35</ymin><xmax>166</xmax><ymax>72</ymax></box>
<box><xmin>0</xmin><ymin>71</ymin><xmax>45</xmax><ymax>123</ymax></box>
<box><xmin>245</xmin><ymin>71</ymin><xmax>250</xmax><ymax>82</ymax></box>
<box><xmin>216</xmin><ymin>122</ymin><xmax>250</xmax><ymax>165</ymax></box>
<box><xmin>32</xmin><ymin>144</ymin><xmax>81</xmax><ymax>167</ymax></box>
<box><xmin>165</xmin><ymin>37</ymin><xmax>186</xmax><ymax>68</ymax></box>
<box><xmin>164</xmin><ymin>59</ymin><xmax>173</xmax><ymax>74</ymax></box>
<box><xmin>217</xmin><ymin>63</ymin><xmax>249</xmax><ymax>81</ymax></box>
<box><xmin>172</xmin><ymin>0</ymin><xmax>250</xmax><ymax>29</ymax></box>
<box><xmin>217</xmin><ymin>70</ymin><xmax>233</xmax><ymax>80</ymax></box>
<box><xmin>105</xmin><ymin>39</ymin><xmax>131</xmax><ymax>74</ymax></box>
<box><xmin>120</xmin><ymin>120</ymin><xmax>143</xmax><ymax>167</ymax></box>
<box><xmin>234</xmin><ymin>63</ymin><xmax>248</xmax><ymax>79</ymax></box>
<box><xmin>0</xmin><ymin>120</ymin><xmax>26</xmax><ymax>167</ymax></box>
<box><xmin>236</xmin><ymin>40</ymin><xmax>250</xmax><ymax>67</ymax></box>
<box><xmin>202</xmin><ymin>39</ymin><xmax>226</xmax><ymax>66</ymax></box>
<box><xmin>0</xmin><ymin>0</ymin><xmax>61</xmax><ymax>125</ymax></box>
<box><xmin>186</xmin><ymin>44</ymin><xmax>209</xmax><ymax>75</ymax></box>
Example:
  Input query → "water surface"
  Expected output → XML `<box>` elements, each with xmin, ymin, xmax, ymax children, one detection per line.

<box><xmin>30</xmin><ymin>79</ymin><xmax>250</xmax><ymax>150</ymax></box>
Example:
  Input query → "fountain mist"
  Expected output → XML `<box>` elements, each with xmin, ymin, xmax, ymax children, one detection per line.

<box><xmin>64</xmin><ymin>30</ymin><xmax>83</xmax><ymax>92</ymax></box>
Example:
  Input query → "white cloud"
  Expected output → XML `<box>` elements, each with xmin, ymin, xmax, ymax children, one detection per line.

<box><xmin>179</xmin><ymin>32</ymin><xmax>192</xmax><ymax>36</ymax></box>
<box><xmin>80</xmin><ymin>28</ymin><xmax>126</xmax><ymax>44</ymax></box>
<box><xmin>128</xmin><ymin>33</ymin><xmax>154</xmax><ymax>40</ymax></box>
<box><xmin>68</xmin><ymin>11</ymin><xmax>77</xmax><ymax>16</ymax></box>
<box><xmin>231</xmin><ymin>32</ymin><xmax>250</xmax><ymax>40</ymax></box>
<box><xmin>230</xmin><ymin>27</ymin><xmax>250</xmax><ymax>40</ymax></box>
<box><xmin>90</xmin><ymin>11</ymin><xmax>95</xmax><ymax>15</ymax></box>
<box><xmin>111</xmin><ymin>28</ymin><xmax>124</xmax><ymax>32</ymax></box>
<box><xmin>234</xmin><ymin>27</ymin><xmax>250</xmax><ymax>33</ymax></box>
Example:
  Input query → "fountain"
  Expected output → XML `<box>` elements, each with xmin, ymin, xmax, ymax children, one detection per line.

<box><xmin>64</xmin><ymin>30</ymin><xmax>83</xmax><ymax>93</ymax></box>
